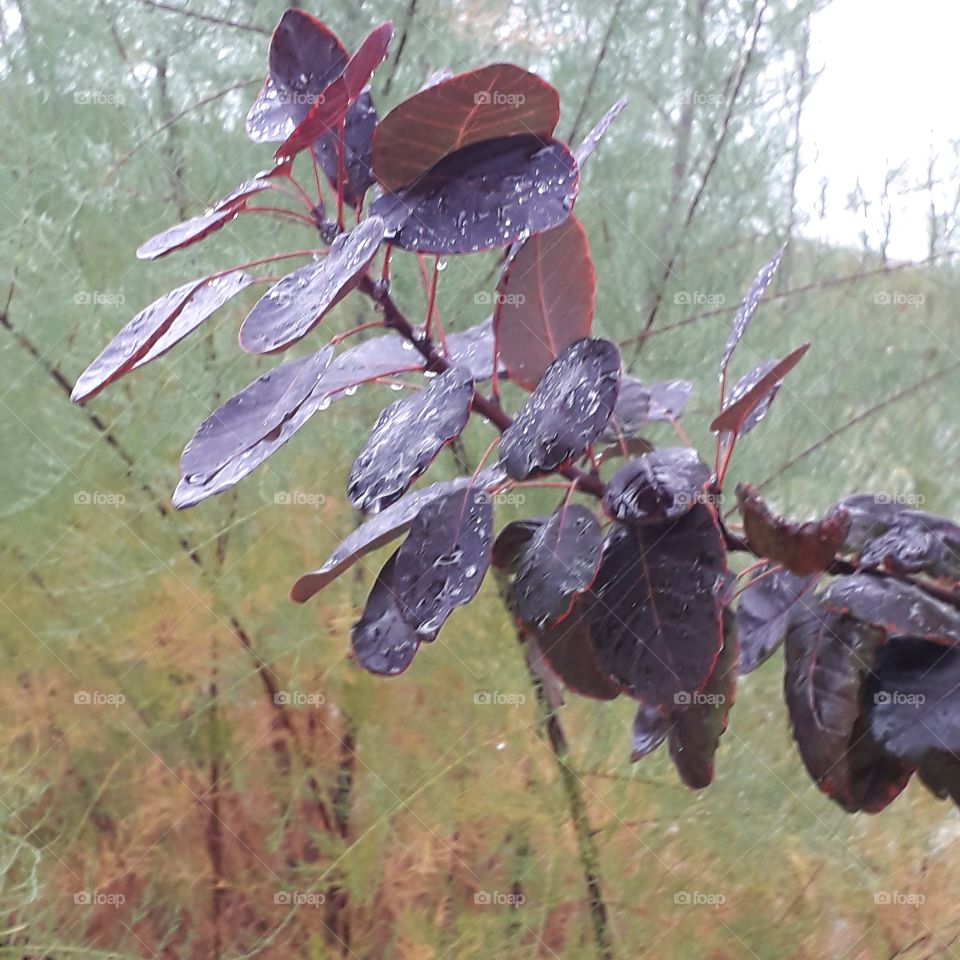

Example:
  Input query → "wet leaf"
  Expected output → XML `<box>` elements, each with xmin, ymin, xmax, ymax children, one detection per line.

<box><xmin>736</xmin><ymin>564</ymin><xmax>818</xmax><ymax>675</ymax></box>
<box><xmin>351</xmin><ymin>549</ymin><xmax>424</xmax><ymax>676</ymax></box>
<box><xmin>821</xmin><ymin>575</ymin><xmax>960</xmax><ymax>646</ymax></box>
<box><xmin>509</xmin><ymin>504</ymin><xmax>603</xmax><ymax>626</ymax></box>
<box><xmin>499</xmin><ymin>337</ymin><xmax>620</xmax><ymax>480</ymax></box>
<box><xmin>491</xmin><ymin>517</ymin><xmax>545</xmax><ymax>571</ymax></box>
<box><xmin>630</xmin><ymin>704</ymin><xmax>670</xmax><ymax>761</ymax></box>
<box><xmin>784</xmin><ymin>604</ymin><xmax>911</xmax><ymax>813</ymax></box>
<box><xmin>737</xmin><ymin>483</ymin><xmax>849</xmax><ymax>576</ymax></box>
<box><xmin>668</xmin><ymin>608</ymin><xmax>738</xmax><ymax>789</ymax></box>
<box><xmin>373</xmin><ymin>63</ymin><xmax>560</xmax><ymax>191</ymax></box>
<box><xmin>531</xmin><ymin>596</ymin><xmax>619</xmax><ymax>700</ymax></box>
<box><xmin>246</xmin><ymin>10</ymin><xmax>348</xmax><ymax>143</ymax></box>
<box><xmin>370</xmin><ymin>134</ymin><xmax>579</xmax><ymax>256</ymax></box>
<box><xmin>239</xmin><ymin>217</ymin><xmax>385</xmax><ymax>354</ymax></box>
<box><xmin>291</xmin><ymin>468</ymin><xmax>504</xmax><ymax>601</ymax></box>
<box><xmin>275</xmin><ymin>22</ymin><xmax>393</xmax><ymax>161</ymax></box>
<box><xmin>603</xmin><ymin>448</ymin><xmax>711</xmax><ymax>525</ymax></box>
<box><xmin>312</xmin><ymin>92</ymin><xmax>377</xmax><ymax>207</ymax></box>
<box><xmin>392</xmin><ymin>485</ymin><xmax>494</xmax><ymax>636</ymax></box>
<box><xmin>444</xmin><ymin>316</ymin><xmax>504</xmax><ymax>382</ymax></box>
<box><xmin>348</xmin><ymin>365</ymin><xmax>475</xmax><ymax>513</ymax></box>
<box><xmin>600</xmin><ymin>377</ymin><xmax>692</xmax><ymax>442</ymax></box>
<box><xmin>590</xmin><ymin>505</ymin><xmax>727</xmax><ymax>708</ymax></box>
<box><xmin>720</xmin><ymin>247</ymin><xmax>785</xmax><ymax>376</ymax></box>
<box><xmin>494</xmin><ymin>216</ymin><xmax>595</xmax><ymax>390</ymax></box>
<box><xmin>574</xmin><ymin>98</ymin><xmax>628</xmax><ymax>169</ymax></box>
<box><xmin>710</xmin><ymin>343</ymin><xmax>809</xmax><ymax>437</ymax></box>
<box><xmin>72</xmin><ymin>271</ymin><xmax>253</xmax><ymax>403</ymax></box>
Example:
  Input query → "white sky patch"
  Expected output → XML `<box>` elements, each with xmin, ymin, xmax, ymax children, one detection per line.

<box><xmin>798</xmin><ymin>0</ymin><xmax>960</xmax><ymax>259</ymax></box>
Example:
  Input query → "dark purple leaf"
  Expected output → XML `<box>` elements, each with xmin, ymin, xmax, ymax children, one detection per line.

<box><xmin>499</xmin><ymin>337</ymin><xmax>620</xmax><ymax>480</ymax></box>
<box><xmin>630</xmin><ymin>704</ymin><xmax>670</xmax><ymax>761</ymax></box>
<box><xmin>444</xmin><ymin>316</ymin><xmax>504</xmax><ymax>382</ymax></box>
<box><xmin>720</xmin><ymin>247</ymin><xmax>785</xmax><ymax>376</ymax></box>
<box><xmin>291</xmin><ymin>467</ymin><xmax>504</xmax><ymax>602</ymax></box>
<box><xmin>710</xmin><ymin>343</ymin><xmax>809</xmax><ymax>437</ymax></box>
<box><xmin>348</xmin><ymin>365</ymin><xmax>474</xmax><ymax>513</ymax></box>
<box><xmin>72</xmin><ymin>271</ymin><xmax>253</xmax><ymax>403</ymax></box>
<box><xmin>239</xmin><ymin>217</ymin><xmax>385</xmax><ymax>354</ymax></box>
<box><xmin>246</xmin><ymin>10</ymin><xmax>348</xmax><ymax>143</ymax></box>
<box><xmin>509</xmin><ymin>504</ymin><xmax>603</xmax><ymax>626</ymax></box>
<box><xmin>392</xmin><ymin>485</ymin><xmax>494</xmax><ymax>636</ymax></box>
<box><xmin>491</xmin><ymin>517</ymin><xmax>545</xmax><ymax>571</ymax></box>
<box><xmin>784</xmin><ymin>604</ymin><xmax>912</xmax><ymax>813</ymax></box>
<box><xmin>821</xmin><ymin>575</ymin><xmax>960</xmax><ymax>646</ymax></box>
<box><xmin>867</xmin><ymin>637</ymin><xmax>960</xmax><ymax>761</ymax></box>
<box><xmin>369</xmin><ymin>134</ymin><xmax>579</xmax><ymax>256</ymax></box>
<box><xmin>736</xmin><ymin>564</ymin><xmax>818</xmax><ymax>675</ymax></box>
<box><xmin>372</xmin><ymin>63</ymin><xmax>560</xmax><ymax>192</ymax></box>
<box><xmin>590</xmin><ymin>505</ymin><xmax>727</xmax><ymax>708</ymax></box>
<box><xmin>275</xmin><ymin>22</ymin><xmax>392</xmax><ymax>161</ymax></box>
<box><xmin>312</xmin><ymin>92</ymin><xmax>377</xmax><ymax>207</ymax></box>
<box><xmin>603</xmin><ymin>448</ymin><xmax>711</xmax><ymax>525</ymax></box>
<box><xmin>574</xmin><ymin>98</ymin><xmax>628</xmax><ymax>169</ymax></box>
<box><xmin>737</xmin><ymin>484</ymin><xmax>850</xmax><ymax>576</ymax></box>
<box><xmin>493</xmin><ymin>216</ymin><xmax>595</xmax><ymax>390</ymax></box>
<box><xmin>531</xmin><ymin>596</ymin><xmax>619</xmax><ymax>700</ymax></box>
<box><xmin>351</xmin><ymin>550</ymin><xmax>424</xmax><ymax>676</ymax></box>
<box><xmin>668</xmin><ymin>608</ymin><xmax>738</xmax><ymax>789</ymax></box>
<box><xmin>917</xmin><ymin>753</ymin><xmax>960</xmax><ymax>806</ymax></box>
<box><xmin>600</xmin><ymin>377</ymin><xmax>692</xmax><ymax>442</ymax></box>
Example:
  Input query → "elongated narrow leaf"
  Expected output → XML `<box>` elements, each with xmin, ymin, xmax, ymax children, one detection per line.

<box><xmin>603</xmin><ymin>448</ymin><xmax>711</xmax><ymax>525</ymax></box>
<box><xmin>239</xmin><ymin>217</ymin><xmax>385</xmax><ymax>354</ymax></box>
<box><xmin>246</xmin><ymin>10</ymin><xmax>348</xmax><ymax>143</ymax></box>
<box><xmin>630</xmin><ymin>704</ymin><xmax>670</xmax><ymax>761</ymax></box>
<box><xmin>600</xmin><ymin>377</ymin><xmax>691</xmax><ymax>442</ymax></box>
<box><xmin>784</xmin><ymin>605</ymin><xmax>911</xmax><ymax>813</ymax></box>
<box><xmin>736</xmin><ymin>564</ymin><xmax>818</xmax><ymax>674</ymax></box>
<box><xmin>499</xmin><ymin>337</ymin><xmax>620</xmax><ymax>480</ymax></box>
<box><xmin>373</xmin><ymin>63</ymin><xmax>561</xmax><ymax>191</ymax></box>
<box><xmin>668</xmin><ymin>609</ymin><xmax>738</xmax><ymax>789</ymax></box>
<box><xmin>710</xmin><ymin>343</ymin><xmax>809</xmax><ymax>437</ymax></box>
<box><xmin>291</xmin><ymin>467</ymin><xmax>504</xmax><ymax>601</ymax></box>
<box><xmin>531</xmin><ymin>597</ymin><xmax>619</xmax><ymax>700</ymax></box>
<box><xmin>720</xmin><ymin>247</ymin><xmax>785</xmax><ymax>376</ymax></box>
<box><xmin>72</xmin><ymin>272</ymin><xmax>253</xmax><ymax>403</ymax></box>
<box><xmin>352</xmin><ymin>550</ymin><xmax>424</xmax><ymax>676</ymax></box>
<box><xmin>822</xmin><ymin>575</ymin><xmax>960</xmax><ymax>646</ymax></box>
<box><xmin>737</xmin><ymin>484</ymin><xmax>849</xmax><ymax>576</ymax></box>
<box><xmin>348</xmin><ymin>365</ymin><xmax>474</xmax><ymax>513</ymax></box>
<box><xmin>509</xmin><ymin>504</ymin><xmax>602</xmax><ymax>626</ymax></box>
<box><xmin>575</xmin><ymin>98</ymin><xmax>628</xmax><ymax>169</ymax></box>
<box><xmin>370</xmin><ymin>134</ymin><xmax>579</xmax><ymax>256</ymax></box>
<box><xmin>494</xmin><ymin>216</ymin><xmax>595</xmax><ymax>390</ymax></box>
<box><xmin>275</xmin><ymin>22</ymin><xmax>392</xmax><ymax>161</ymax></box>
<box><xmin>392</xmin><ymin>485</ymin><xmax>494</xmax><ymax>636</ymax></box>
<box><xmin>590</xmin><ymin>505</ymin><xmax>726</xmax><ymax>707</ymax></box>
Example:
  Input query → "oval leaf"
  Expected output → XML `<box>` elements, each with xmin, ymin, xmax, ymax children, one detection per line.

<box><xmin>313</xmin><ymin>92</ymin><xmax>377</xmax><ymax>207</ymax></box>
<box><xmin>499</xmin><ymin>337</ymin><xmax>620</xmax><ymax>481</ymax></box>
<box><xmin>494</xmin><ymin>216</ymin><xmax>595</xmax><ymax>391</ymax></box>
<box><xmin>600</xmin><ymin>377</ymin><xmax>692</xmax><ymax>442</ymax></box>
<box><xmin>491</xmin><ymin>517</ymin><xmax>545</xmax><ymax>571</ymax></box>
<box><xmin>370</xmin><ymin>134</ymin><xmax>579</xmax><ymax>256</ymax></box>
<box><xmin>348</xmin><ymin>365</ymin><xmax>475</xmax><ymax>513</ymax></box>
<box><xmin>239</xmin><ymin>217</ymin><xmax>385</xmax><ymax>354</ymax></box>
<box><xmin>603</xmin><ymin>448</ymin><xmax>711</xmax><ymax>525</ymax></box>
<box><xmin>444</xmin><ymin>316</ymin><xmax>503</xmax><ymax>382</ymax></box>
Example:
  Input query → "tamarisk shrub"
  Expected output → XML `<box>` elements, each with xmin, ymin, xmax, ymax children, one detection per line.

<box><xmin>73</xmin><ymin>9</ymin><xmax>960</xmax><ymax>814</ymax></box>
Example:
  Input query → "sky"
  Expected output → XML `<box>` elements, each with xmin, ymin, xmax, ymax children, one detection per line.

<box><xmin>798</xmin><ymin>0</ymin><xmax>960</xmax><ymax>259</ymax></box>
